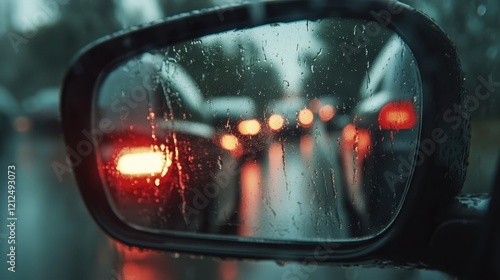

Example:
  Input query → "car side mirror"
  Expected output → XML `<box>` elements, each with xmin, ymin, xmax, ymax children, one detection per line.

<box><xmin>61</xmin><ymin>0</ymin><xmax>474</xmax><ymax>276</ymax></box>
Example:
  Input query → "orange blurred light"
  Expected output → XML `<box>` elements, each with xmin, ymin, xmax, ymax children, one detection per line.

<box><xmin>356</xmin><ymin>129</ymin><xmax>371</xmax><ymax>156</ymax></box>
<box><xmin>220</xmin><ymin>134</ymin><xmax>239</xmax><ymax>151</ymax></box>
<box><xmin>342</xmin><ymin>123</ymin><xmax>357</xmax><ymax>144</ymax></box>
<box><xmin>121</xmin><ymin>263</ymin><xmax>162</xmax><ymax>280</ymax></box>
<box><xmin>269</xmin><ymin>142</ymin><xmax>283</xmax><ymax>172</ymax></box>
<box><xmin>378</xmin><ymin>101</ymin><xmax>417</xmax><ymax>130</ymax></box>
<box><xmin>300</xmin><ymin>134</ymin><xmax>314</xmax><ymax>161</ymax></box>
<box><xmin>268</xmin><ymin>114</ymin><xmax>284</xmax><ymax>131</ymax></box>
<box><xmin>298</xmin><ymin>108</ymin><xmax>314</xmax><ymax>128</ymax></box>
<box><xmin>220</xmin><ymin>261</ymin><xmax>239</xmax><ymax>280</ymax></box>
<box><xmin>318</xmin><ymin>105</ymin><xmax>336</xmax><ymax>122</ymax></box>
<box><xmin>237</xmin><ymin>119</ymin><xmax>261</xmax><ymax>135</ymax></box>
<box><xmin>116</xmin><ymin>148</ymin><xmax>171</xmax><ymax>176</ymax></box>
<box><xmin>342</xmin><ymin>124</ymin><xmax>371</xmax><ymax>157</ymax></box>
<box><xmin>238</xmin><ymin>162</ymin><xmax>262</xmax><ymax>237</ymax></box>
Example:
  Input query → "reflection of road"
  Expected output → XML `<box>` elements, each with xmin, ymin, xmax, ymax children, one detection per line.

<box><xmin>236</xmin><ymin>120</ymin><xmax>350</xmax><ymax>240</ymax></box>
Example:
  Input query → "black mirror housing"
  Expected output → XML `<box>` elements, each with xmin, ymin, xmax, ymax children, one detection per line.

<box><xmin>61</xmin><ymin>0</ymin><xmax>470</xmax><ymax>272</ymax></box>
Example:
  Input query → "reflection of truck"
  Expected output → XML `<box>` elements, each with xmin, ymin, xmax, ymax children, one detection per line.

<box><xmin>339</xmin><ymin>36</ymin><xmax>421</xmax><ymax>235</ymax></box>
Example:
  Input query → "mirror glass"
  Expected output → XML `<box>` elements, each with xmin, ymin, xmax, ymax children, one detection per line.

<box><xmin>94</xmin><ymin>18</ymin><xmax>422</xmax><ymax>242</ymax></box>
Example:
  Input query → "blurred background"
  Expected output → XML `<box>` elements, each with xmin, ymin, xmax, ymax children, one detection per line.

<box><xmin>0</xmin><ymin>0</ymin><xmax>498</xmax><ymax>279</ymax></box>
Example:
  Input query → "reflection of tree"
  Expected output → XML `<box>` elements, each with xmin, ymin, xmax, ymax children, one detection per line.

<box><xmin>302</xmin><ymin>19</ymin><xmax>391</xmax><ymax>112</ymax></box>
<box><xmin>166</xmin><ymin>34</ymin><xmax>282</xmax><ymax>114</ymax></box>
<box><xmin>169</xmin><ymin>19</ymin><xmax>394</xmax><ymax>116</ymax></box>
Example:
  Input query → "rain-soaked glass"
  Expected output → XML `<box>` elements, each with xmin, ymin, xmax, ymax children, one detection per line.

<box><xmin>94</xmin><ymin>18</ymin><xmax>422</xmax><ymax>241</ymax></box>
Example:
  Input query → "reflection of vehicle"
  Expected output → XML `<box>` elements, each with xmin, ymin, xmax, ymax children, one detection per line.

<box><xmin>340</xmin><ymin>36</ymin><xmax>421</xmax><ymax>234</ymax></box>
<box><xmin>96</xmin><ymin>54</ymin><xmax>240</xmax><ymax>234</ymax></box>
<box><xmin>207</xmin><ymin>96</ymin><xmax>265</xmax><ymax>158</ymax></box>
<box><xmin>98</xmin><ymin>121</ymin><xmax>224</xmax><ymax>232</ymax></box>
<box><xmin>267</xmin><ymin>97</ymin><xmax>314</xmax><ymax>137</ymax></box>
<box><xmin>267</xmin><ymin>96</ymin><xmax>348</xmax><ymax>138</ymax></box>
<box><xmin>310</xmin><ymin>96</ymin><xmax>349</xmax><ymax>132</ymax></box>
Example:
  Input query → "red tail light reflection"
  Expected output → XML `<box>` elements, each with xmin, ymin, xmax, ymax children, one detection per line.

<box><xmin>116</xmin><ymin>147</ymin><xmax>171</xmax><ymax>176</ymax></box>
<box><xmin>342</xmin><ymin>124</ymin><xmax>371</xmax><ymax>157</ymax></box>
<box><xmin>378</xmin><ymin>101</ymin><xmax>417</xmax><ymax>130</ymax></box>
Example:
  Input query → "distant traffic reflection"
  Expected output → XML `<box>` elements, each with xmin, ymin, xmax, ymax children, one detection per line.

<box><xmin>95</xmin><ymin>18</ymin><xmax>421</xmax><ymax>241</ymax></box>
<box><xmin>238</xmin><ymin>162</ymin><xmax>262</xmax><ymax>236</ymax></box>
